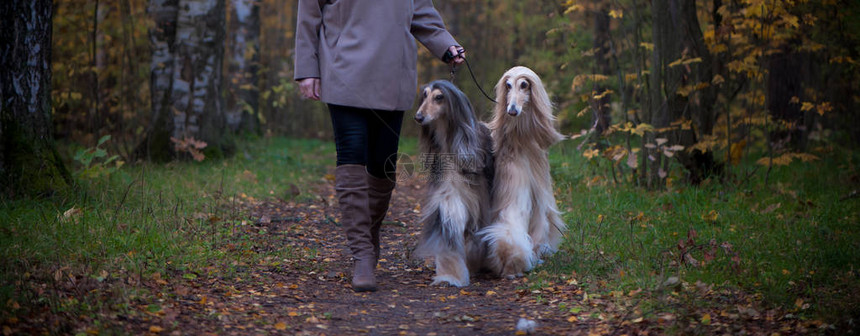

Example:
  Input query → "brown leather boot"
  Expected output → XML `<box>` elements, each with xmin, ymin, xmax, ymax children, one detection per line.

<box><xmin>367</xmin><ymin>173</ymin><xmax>396</xmax><ymax>261</ymax></box>
<box><xmin>334</xmin><ymin>165</ymin><xmax>377</xmax><ymax>292</ymax></box>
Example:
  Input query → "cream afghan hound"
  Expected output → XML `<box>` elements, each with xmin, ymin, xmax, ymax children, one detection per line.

<box><xmin>414</xmin><ymin>80</ymin><xmax>494</xmax><ymax>287</ymax></box>
<box><xmin>480</xmin><ymin>66</ymin><xmax>566</xmax><ymax>279</ymax></box>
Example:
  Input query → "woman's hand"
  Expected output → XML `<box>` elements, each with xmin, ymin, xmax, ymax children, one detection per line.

<box><xmin>446</xmin><ymin>45</ymin><xmax>465</xmax><ymax>65</ymax></box>
<box><xmin>298</xmin><ymin>77</ymin><xmax>321</xmax><ymax>100</ymax></box>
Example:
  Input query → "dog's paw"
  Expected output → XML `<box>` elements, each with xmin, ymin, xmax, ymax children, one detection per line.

<box><xmin>503</xmin><ymin>273</ymin><xmax>524</xmax><ymax>280</ymax></box>
<box><xmin>431</xmin><ymin>275</ymin><xmax>469</xmax><ymax>288</ymax></box>
<box><xmin>537</xmin><ymin>244</ymin><xmax>555</xmax><ymax>257</ymax></box>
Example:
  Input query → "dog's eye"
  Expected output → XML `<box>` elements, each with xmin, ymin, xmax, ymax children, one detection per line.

<box><xmin>505</xmin><ymin>82</ymin><xmax>512</xmax><ymax>90</ymax></box>
<box><xmin>520</xmin><ymin>81</ymin><xmax>529</xmax><ymax>90</ymax></box>
<box><xmin>434</xmin><ymin>94</ymin><xmax>443</xmax><ymax>101</ymax></box>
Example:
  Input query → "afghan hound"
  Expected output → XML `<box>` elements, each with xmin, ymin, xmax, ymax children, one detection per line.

<box><xmin>480</xmin><ymin>66</ymin><xmax>566</xmax><ymax>279</ymax></box>
<box><xmin>414</xmin><ymin>80</ymin><xmax>494</xmax><ymax>287</ymax></box>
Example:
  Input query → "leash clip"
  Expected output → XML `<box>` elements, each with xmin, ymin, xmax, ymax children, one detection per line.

<box><xmin>449</xmin><ymin>63</ymin><xmax>458</xmax><ymax>82</ymax></box>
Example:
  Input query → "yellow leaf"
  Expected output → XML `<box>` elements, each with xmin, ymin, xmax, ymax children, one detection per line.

<box><xmin>275</xmin><ymin>322</ymin><xmax>287</xmax><ymax>330</ymax></box>
<box><xmin>149</xmin><ymin>326</ymin><xmax>164</xmax><ymax>333</ymax></box>
<box><xmin>288</xmin><ymin>311</ymin><xmax>299</xmax><ymax>317</ymax></box>
<box><xmin>640</xmin><ymin>42</ymin><xmax>654</xmax><ymax>51</ymax></box>
<box><xmin>576</xmin><ymin>106</ymin><xmax>590</xmax><ymax>117</ymax></box>
<box><xmin>564</xmin><ymin>4</ymin><xmax>583</xmax><ymax>14</ymax></box>
<box><xmin>567</xmin><ymin>315</ymin><xmax>578</xmax><ymax>322</ymax></box>
<box><xmin>730</xmin><ymin>140</ymin><xmax>746</xmax><ymax>165</ymax></box>
<box><xmin>571</xmin><ymin>74</ymin><xmax>609</xmax><ymax>91</ymax></box>
<box><xmin>702</xmin><ymin>210</ymin><xmax>719</xmax><ymax>222</ymax></box>
<box><xmin>701</xmin><ymin>313</ymin><xmax>711</xmax><ymax>325</ymax></box>
<box><xmin>486</xmin><ymin>290</ymin><xmax>497</xmax><ymax>296</ymax></box>
<box><xmin>609</xmin><ymin>9</ymin><xmax>623</xmax><ymax>18</ymax></box>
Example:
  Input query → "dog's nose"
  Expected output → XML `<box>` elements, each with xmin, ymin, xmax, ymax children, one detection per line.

<box><xmin>414</xmin><ymin>113</ymin><xmax>424</xmax><ymax>123</ymax></box>
<box><xmin>507</xmin><ymin>104</ymin><xmax>520</xmax><ymax>116</ymax></box>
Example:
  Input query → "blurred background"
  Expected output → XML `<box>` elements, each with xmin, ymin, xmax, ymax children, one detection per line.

<box><xmin>49</xmin><ymin>0</ymin><xmax>860</xmax><ymax>172</ymax></box>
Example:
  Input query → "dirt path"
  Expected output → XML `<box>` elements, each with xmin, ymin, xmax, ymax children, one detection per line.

<box><xmin>103</xmin><ymin>176</ymin><xmax>606</xmax><ymax>335</ymax></box>
<box><xmin>69</xmin><ymin>174</ymin><xmax>804</xmax><ymax>335</ymax></box>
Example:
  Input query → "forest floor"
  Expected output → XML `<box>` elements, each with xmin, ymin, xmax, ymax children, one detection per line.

<box><xmin>6</xmin><ymin>171</ymin><xmax>827</xmax><ymax>336</ymax></box>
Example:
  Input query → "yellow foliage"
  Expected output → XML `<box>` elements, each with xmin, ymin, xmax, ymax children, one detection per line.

<box><xmin>624</xmin><ymin>73</ymin><xmax>639</xmax><ymax>83</ymax></box>
<box><xmin>830</xmin><ymin>56</ymin><xmax>856</xmax><ymax>64</ymax></box>
<box><xmin>729</xmin><ymin>140</ymin><xmax>746</xmax><ymax>165</ymax></box>
<box><xmin>576</xmin><ymin>106</ymin><xmax>590</xmax><ymax>118</ymax></box>
<box><xmin>571</xmin><ymin>74</ymin><xmax>609</xmax><ymax>91</ymax></box>
<box><xmin>583</xmin><ymin>149</ymin><xmax>600</xmax><ymax>160</ymax></box>
<box><xmin>756</xmin><ymin>153</ymin><xmax>820</xmax><ymax>167</ymax></box>
<box><xmin>609</xmin><ymin>9</ymin><xmax>623</xmax><ymax>18</ymax></box>
<box><xmin>668</xmin><ymin>57</ymin><xmax>703</xmax><ymax>68</ymax></box>
<box><xmin>593</xmin><ymin>89</ymin><xmax>613</xmax><ymax>100</ymax></box>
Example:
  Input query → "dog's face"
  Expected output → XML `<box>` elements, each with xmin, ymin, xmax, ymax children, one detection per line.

<box><xmin>415</xmin><ymin>86</ymin><xmax>446</xmax><ymax>125</ymax></box>
<box><xmin>503</xmin><ymin>75</ymin><xmax>530</xmax><ymax>117</ymax></box>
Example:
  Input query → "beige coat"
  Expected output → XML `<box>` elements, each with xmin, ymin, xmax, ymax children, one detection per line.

<box><xmin>294</xmin><ymin>0</ymin><xmax>458</xmax><ymax>111</ymax></box>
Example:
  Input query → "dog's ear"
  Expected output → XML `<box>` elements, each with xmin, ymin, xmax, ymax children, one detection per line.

<box><xmin>418</xmin><ymin>84</ymin><xmax>430</xmax><ymax>104</ymax></box>
<box><xmin>494</xmin><ymin>75</ymin><xmax>509</xmax><ymax>115</ymax></box>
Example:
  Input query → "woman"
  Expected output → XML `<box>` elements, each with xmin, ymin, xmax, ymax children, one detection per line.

<box><xmin>294</xmin><ymin>0</ymin><xmax>465</xmax><ymax>292</ymax></box>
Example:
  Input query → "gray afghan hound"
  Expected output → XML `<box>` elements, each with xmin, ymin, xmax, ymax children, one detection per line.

<box><xmin>413</xmin><ymin>80</ymin><xmax>494</xmax><ymax>287</ymax></box>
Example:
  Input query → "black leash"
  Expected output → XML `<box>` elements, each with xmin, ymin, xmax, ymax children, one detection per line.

<box><xmin>447</xmin><ymin>51</ymin><xmax>497</xmax><ymax>104</ymax></box>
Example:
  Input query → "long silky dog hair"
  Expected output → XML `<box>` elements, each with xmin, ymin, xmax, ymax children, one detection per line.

<box><xmin>414</xmin><ymin>80</ymin><xmax>494</xmax><ymax>287</ymax></box>
<box><xmin>480</xmin><ymin>66</ymin><xmax>566</xmax><ymax>279</ymax></box>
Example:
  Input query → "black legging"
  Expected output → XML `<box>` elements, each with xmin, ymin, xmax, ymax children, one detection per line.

<box><xmin>328</xmin><ymin>104</ymin><xmax>404</xmax><ymax>180</ymax></box>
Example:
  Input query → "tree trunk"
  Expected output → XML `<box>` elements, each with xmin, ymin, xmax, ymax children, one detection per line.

<box><xmin>226</xmin><ymin>0</ymin><xmax>260</xmax><ymax>133</ymax></box>
<box><xmin>767</xmin><ymin>48</ymin><xmax>804</xmax><ymax>150</ymax></box>
<box><xmin>0</xmin><ymin>0</ymin><xmax>73</xmax><ymax>196</ymax></box>
<box><xmin>141</xmin><ymin>0</ymin><xmax>231</xmax><ymax>161</ymax></box>
<box><xmin>649</xmin><ymin>0</ymin><xmax>718</xmax><ymax>187</ymax></box>
<box><xmin>140</xmin><ymin>0</ymin><xmax>179</xmax><ymax>161</ymax></box>
<box><xmin>592</xmin><ymin>6</ymin><xmax>612</xmax><ymax>135</ymax></box>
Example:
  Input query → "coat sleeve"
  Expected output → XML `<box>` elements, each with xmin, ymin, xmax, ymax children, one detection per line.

<box><xmin>294</xmin><ymin>0</ymin><xmax>325</xmax><ymax>80</ymax></box>
<box><xmin>411</xmin><ymin>0</ymin><xmax>459</xmax><ymax>60</ymax></box>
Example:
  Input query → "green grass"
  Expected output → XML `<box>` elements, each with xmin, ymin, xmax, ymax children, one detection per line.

<box><xmin>2</xmin><ymin>135</ymin><xmax>857</xmax><ymax>328</ymax></box>
<box><xmin>541</xmin><ymin>139</ymin><xmax>860</xmax><ymax>322</ymax></box>
<box><xmin>0</xmin><ymin>137</ymin><xmax>335</xmax><ymax>323</ymax></box>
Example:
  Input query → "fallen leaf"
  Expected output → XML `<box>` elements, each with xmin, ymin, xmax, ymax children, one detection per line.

<box><xmin>274</xmin><ymin>322</ymin><xmax>287</xmax><ymax>330</ymax></box>
<box><xmin>149</xmin><ymin>326</ymin><xmax>164</xmax><ymax>333</ymax></box>
<box><xmin>701</xmin><ymin>313</ymin><xmax>711</xmax><ymax>325</ymax></box>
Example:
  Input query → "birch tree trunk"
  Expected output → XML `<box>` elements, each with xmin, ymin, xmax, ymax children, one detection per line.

<box><xmin>226</xmin><ymin>0</ymin><xmax>260</xmax><ymax>133</ymax></box>
<box><xmin>0</xmin><ymin>0</ymin><xmax>73</xmax><ymax>196</ymax></box>
<box><xmin>142</xmin><ymin>0</ymin><xmax>230</xmax><ymax>161</ymax></box>
<box><xmin>172</xmin><ymin>0</ymin><xmax>229</xmax><ymax>158</ymax></box>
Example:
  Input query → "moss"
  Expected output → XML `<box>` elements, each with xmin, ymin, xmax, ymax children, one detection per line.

<box><xmin>1</xmin><ymin>117</ymin><xmax>72</xmax><ymax>198</ymax></box>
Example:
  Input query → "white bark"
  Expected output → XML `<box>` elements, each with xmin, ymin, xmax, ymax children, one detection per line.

<box><xmin>172</xmin><ymin>0</ymin><xmax>226</xmax><ymax>143</ymax></box>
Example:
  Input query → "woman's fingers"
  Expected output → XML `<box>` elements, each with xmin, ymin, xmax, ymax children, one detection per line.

<box><xmin>299</xmin><ymin>78</ymin><xmax>320</xmax><ymax>100</ymax></box>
